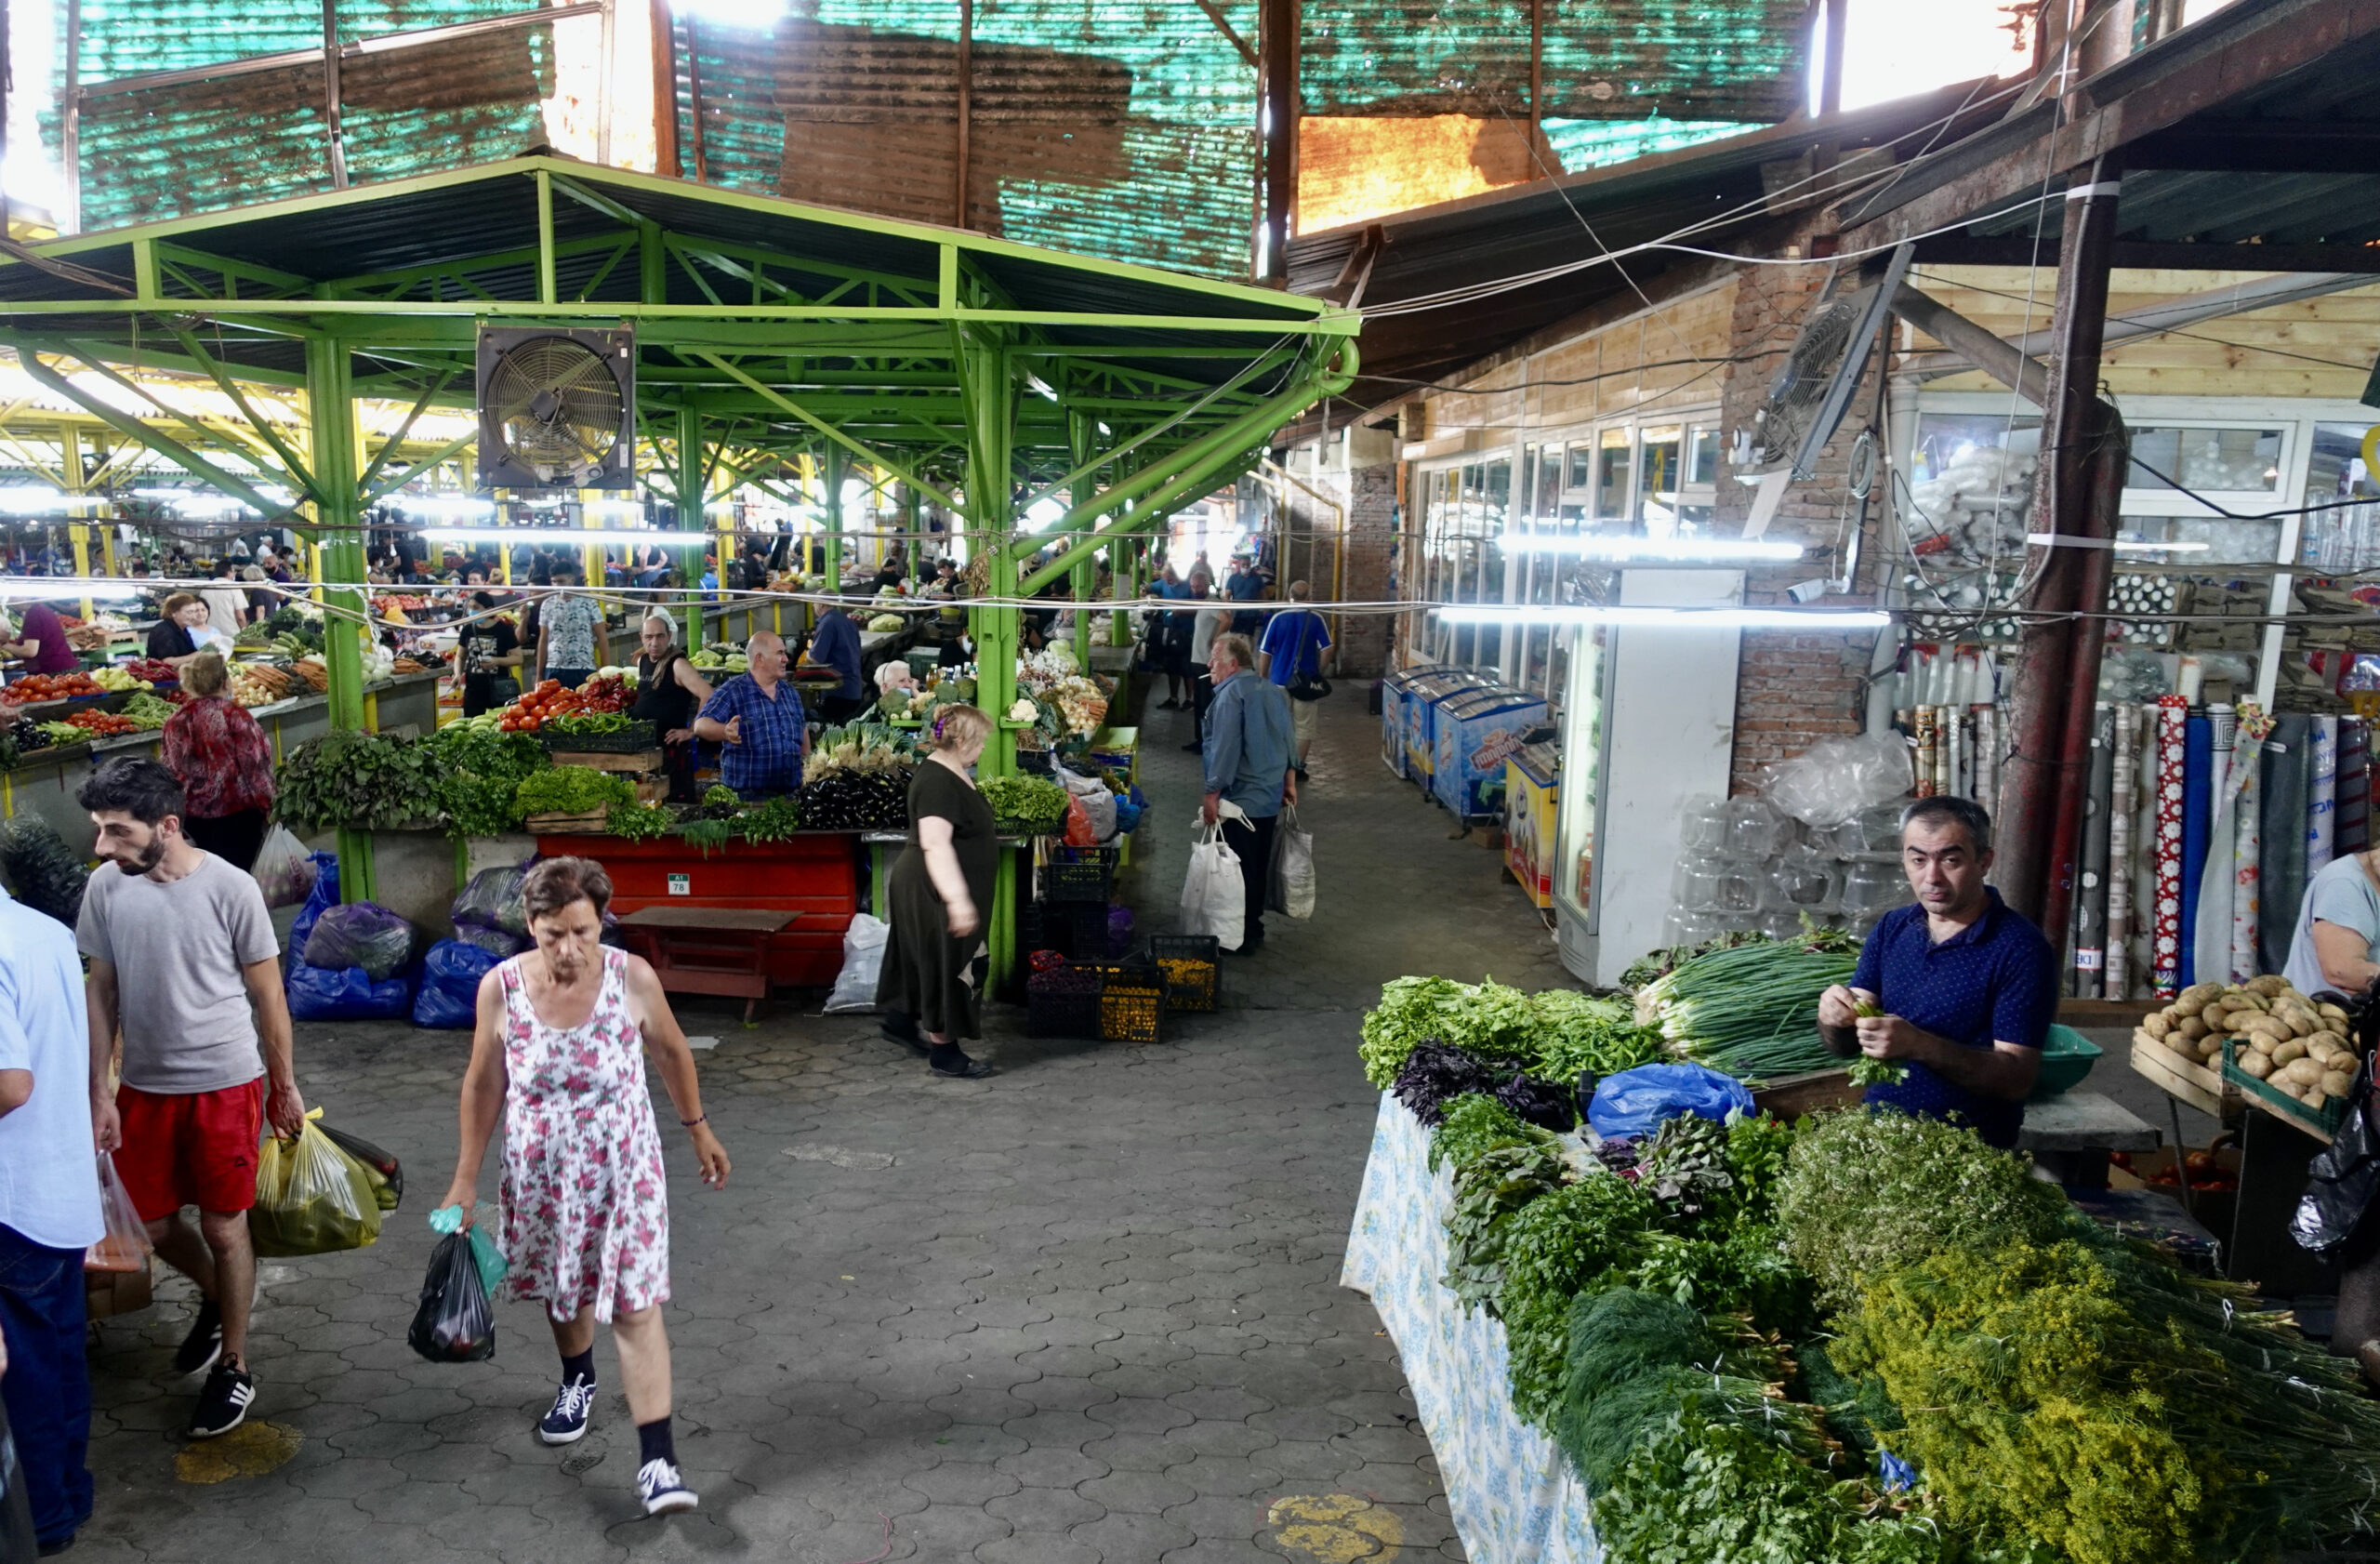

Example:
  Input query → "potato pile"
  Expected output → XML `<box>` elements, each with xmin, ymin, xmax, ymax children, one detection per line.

<box><xmin>2138</xmin><ymin>975</ymin><xmax>2360</xmax><ymax>1111</ymax></box>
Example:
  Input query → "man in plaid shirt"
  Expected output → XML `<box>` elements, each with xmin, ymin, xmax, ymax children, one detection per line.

<box><xmin>693</xmin><ymin>631</ymin><xmax>806</xmax><ymax>797</ymax></box>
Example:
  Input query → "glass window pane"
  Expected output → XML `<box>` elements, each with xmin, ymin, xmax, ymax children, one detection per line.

<box><xmin>2310</xmin><ymin>422</ymin><xmax>2380</xmax><ymax>502</ymax></box>
<box><xmin>1595</xmin><ymin>428</ymin><xmax>1632</xmax><ymax>519</ymax></box>
<box><xmin>1639</xmin><ymin>424</ymin><xmax>1682</xmax><ymax>530</ymax></box>
<box><xmin>2129</xmin><ymin>427</ymin><xmax>2285</xmax><ymax>493</ymax></box>
<box><xmin>1686</xmin><ymin>425</ymin><xmax>1721</xmax><ymax>485</ymax></box>
<box><xmin>1567</xmin><ymin>444</ymin><xmax>1594</xmax><ymax>494</ymax></box>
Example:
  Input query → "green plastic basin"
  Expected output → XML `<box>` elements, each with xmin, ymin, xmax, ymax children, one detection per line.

<box><xmin>2030</xmin><ymin>1024</ymin><xmax>2103</xmax><ymax>1100</ymax></box>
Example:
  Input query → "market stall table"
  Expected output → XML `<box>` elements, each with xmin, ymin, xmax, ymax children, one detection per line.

<box><xmin>615</xmin><ymin>906</ymin><xmax>797</xmax><ymax>1021</ymax></box>
<box><xmin>2016</xmin><ymin>1088</ymin><xmax>2162</xmax><ymax>1186</ymax></box>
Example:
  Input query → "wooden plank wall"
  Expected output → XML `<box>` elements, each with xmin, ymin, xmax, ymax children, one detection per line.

<box><xmin>1907</xmin><ymin>266</ymin><xmax>2380</xmax><ymax>402</ymax></box>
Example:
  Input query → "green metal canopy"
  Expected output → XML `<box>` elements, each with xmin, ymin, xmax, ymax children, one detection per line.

<box><xmin>0</xmin><ymin>154</ymin><xmax>1357</xmax><ymax>961</ymax></box>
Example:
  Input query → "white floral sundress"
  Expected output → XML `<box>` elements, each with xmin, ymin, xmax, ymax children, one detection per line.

<box><xmin>496</xmin><ymin>947</ymin><xmax>670</xmax><ymax>1322</ymax></box>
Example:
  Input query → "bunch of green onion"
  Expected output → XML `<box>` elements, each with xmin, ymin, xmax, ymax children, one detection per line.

<box><xmin>1641</xmin><ymin>938</ymin><xmax>1858</xmax><ymax>1082</ymax></box>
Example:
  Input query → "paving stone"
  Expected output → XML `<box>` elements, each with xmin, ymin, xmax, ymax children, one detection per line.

<box><xmin>74</xmin><ymin>702</ymin><xmax>1518</xmax><ymax>1562</ymax></box>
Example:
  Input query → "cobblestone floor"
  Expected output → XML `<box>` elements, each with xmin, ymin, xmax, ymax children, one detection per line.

<box><xmin>74</xmin><ymin>694</ymin><xmax>1570</xmax><ymax>1563</ymax></box>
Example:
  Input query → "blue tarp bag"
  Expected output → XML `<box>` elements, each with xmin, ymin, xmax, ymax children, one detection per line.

<box><xmin>1587</xmin><ymin>1063</ymin><xmax>1756</xmax><ymax>1140</ymax></box>
<box><xmin>287</xmin><ymin>961</ymin><xmax>413</xmax><ymax>1022</ymax></box>
<box><xmin>284</xmin><ymin>851</ymin><xmax>340</xmax><ymax>961</ymax></box>
<box><xmin>411</xmin><ymin>940</ymin><xmax>500</xmax><ymax>1030</ymax></box>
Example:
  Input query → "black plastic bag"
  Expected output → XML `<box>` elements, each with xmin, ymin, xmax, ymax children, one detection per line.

<box><xmin>408</xmin><ymin>1232</ymin><xmax>496</xmax><ymax>1363</ymax></box>
<box><xmin>2294</xmin><ymin>1055</ymin><xmax>2380</xmax><ymax>1256</ymax></box>
<box><xmin>0</xmin><ymin>1394</ymin><xmax>36</xmax><ymax>1564</ymax></box>
<box><xmin>319</xmin><ymin>1123</ymin><xmax>404</xmax><ymax>1212</ymax></box>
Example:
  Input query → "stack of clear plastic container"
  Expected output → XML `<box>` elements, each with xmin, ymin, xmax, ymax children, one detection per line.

<box><xmin>1664</xmin><ymin>794</ymin><xmax>1908</xmax><ymax>947</ymax></box>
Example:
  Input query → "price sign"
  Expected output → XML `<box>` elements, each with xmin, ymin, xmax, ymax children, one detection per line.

<box><xmin>668</xmin><ymin>873</ymin><xmax>691</xmax><ymax>896</ymax></box>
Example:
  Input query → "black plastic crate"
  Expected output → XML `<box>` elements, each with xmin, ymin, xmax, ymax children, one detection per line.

<box><xmin>1091</xmin><ymin>961</ymin><xmax>1167</xmax><ymax>1044</ymax></box>
<box><xmin>1025</xmin><ymin>965</ymin><xmax>1104</xmax><ymax>1040</ymax></box>
<box><xmin>1042</xmin><ymin>900</ymin><xmax>1115</xmax><ymax>960</ymax></box>
<box><xmin>1145</xmin><ymin>934</ymin><xmax>1220</xmax><ymax>1013</ymax></box>
<box><xmin>1041</xmin><ymin>846</ymin><xmax>1119</xmax><ymax>904</ymax></box>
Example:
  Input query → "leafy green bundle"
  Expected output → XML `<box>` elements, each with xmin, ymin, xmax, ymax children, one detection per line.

<box><xmin>1642</xmin><ymin>936</ymin><xmax>1860</xmax><ymax>1081</ymax></box>
<box><xmin>1360</xmin><ymin>975</ymin><xmax>1545</xmax><ymax>1086</ymax></box>
<box><xmin>427</xmin><ymin>724</ymin><xmax>549</xmax><ymax>839</ymax></box>
<box><xmin>979</xmin><ymin>774</ymin><xmax>1068</xmax><ymax>833</ymax></box>
<box><xmin>0</xmin><ymin>815</ymin><xmax>89</xmax><ymax>927</ymax></box>
<box><xmin>276</xmin><ymin>731</ymin><xmax>438</xmax><ymax>832</ymax></box>
<box><xmin>514</xmin><ymin>765</ymin><xmax>633</xmax><ymax>817</ymax></box>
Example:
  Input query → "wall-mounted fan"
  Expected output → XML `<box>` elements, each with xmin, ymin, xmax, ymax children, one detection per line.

<box><xmin>476</xmin><ymin>325</ymin><xmax>637</xmax><ymax>490</ymax></box>
<box><xmin>1743</xmin><ymin>244</ymin><xmax>1911</xmax><ymax>481</ymax></box>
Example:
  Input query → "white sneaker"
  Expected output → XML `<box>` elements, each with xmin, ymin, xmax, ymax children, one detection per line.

<box><xmin>638</xmin><ymin>1458</ymin><xmax>698</xmax><ymax>1516</ymax></box>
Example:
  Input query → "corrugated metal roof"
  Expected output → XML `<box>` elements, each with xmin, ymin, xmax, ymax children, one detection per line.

<box><xmin>1299</xmin><ymin>0</ymin><xmax>1805</xmax><ymax>120</ymax></box>
<box><xmin>50</xmin><ymin>1</ymin><xmax>554</xmax><ymax>232</ymax></box>
<box><xmin>673</xmin><ymin>3</ymin><xmax>1257</xmax><ymax>281</ymax></box>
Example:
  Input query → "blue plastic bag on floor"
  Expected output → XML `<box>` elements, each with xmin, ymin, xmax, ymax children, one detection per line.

<box><xmin>1586</xmin><ymin>1063</ymin><xmax>1755</xmax><ymax>1140</ymax></box>
<box><xmin>287</xmin><ymin>961</ymin><xmax>413</xmax><ymax>1022</ymax></box>
<box><xmin>411</xmin><ymin>940</ymin><xmax>500</xmax><ymax>1030</ymax></box>
<box><xmin>284</xmin><ymin>850</ymin><xmax>340</xmax><ymax>962</ymax></box>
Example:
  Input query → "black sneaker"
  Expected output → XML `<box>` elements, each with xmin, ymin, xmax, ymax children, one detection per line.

<box><xmin>189</xmin><ymin>1361</ymin><xmax>255</xmax><ymax>1438</ymax></box>
<box><xmin>538</xmin><ymin>1378</ymin><xmax>597</xmax><ymax>1446</ymax></box>
<box><xmin>172</xmin><ymin>1300</ymin><xmax>223</xmax><ymax>1377</ymax></box>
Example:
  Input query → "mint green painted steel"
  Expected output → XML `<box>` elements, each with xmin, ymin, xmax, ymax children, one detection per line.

<box><xmin>306</xmin><ymin>334</ymin><xmax>376</xmax><ymax>905</ymax></box>
<box><xmin>822</xmin><ymin>442</ymin><xmax>847</xmax><ymax>593</ymax></box>
<box><xmin>676</xmin><ymin>401</ymin><xmax>705</xmax><ymax>651</ymax></box>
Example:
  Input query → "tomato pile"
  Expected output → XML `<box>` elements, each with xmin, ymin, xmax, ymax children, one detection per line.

<box><xmin>1</xmin><ymin>671</ymin><xmax>103</xmax><ymax>704</ymax></box>
<box><xmin>496</xmin><ymin>674</ymin><xmax>631</xmax><ymax>733</ymax></box>
<box><xmin>64</xmin><ymin>708</ymin><xmax>139</xmax><ymax>736</ymax></box>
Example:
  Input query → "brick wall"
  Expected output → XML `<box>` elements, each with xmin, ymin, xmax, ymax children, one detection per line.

<box><xmin>1712</xmin><ymin>228</ymin><xmax>1891</xmax><ymax>794</ymax></box>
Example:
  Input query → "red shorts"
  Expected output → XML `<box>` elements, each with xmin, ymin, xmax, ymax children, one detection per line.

<box><xmin>115</xmin><ymin>1080</ymin><xmax>264</xmax><ymax>1222</ymax></box>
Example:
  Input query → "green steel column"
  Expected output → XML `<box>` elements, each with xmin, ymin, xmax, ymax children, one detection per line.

<box><xmin>822</xmin><ymin>443</ymin><xmax>846</xmax><ymax>597</ymax></box>
<box><xmin>959</xmin><ymin>327</ymin><xmax>1021</xmax><ymax>990</ymax></box>
<box><xmin>1067</xmin><ymin>412</ymin><xmax>1096</xmax><ymax>668</ymax></box>
<box><xmin>676</xmin><ymin>402</ymin><xmax>704</xmax><ymax>649</ymax></box>
<box><xmin>307</xmin><ymin>335</ymin><xmax>375</xmax><ymax>904</ymax></box>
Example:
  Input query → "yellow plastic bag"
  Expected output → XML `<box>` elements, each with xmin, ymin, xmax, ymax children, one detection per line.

<box><xmin>249</xmin><ymin>1117</ymin><xmax>382</xmax><ymax>1257</ymax></box>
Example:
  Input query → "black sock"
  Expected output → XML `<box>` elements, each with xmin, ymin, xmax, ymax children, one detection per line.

<box><xmin>560</xmin><ymin>1347</ymin><xmax>595</xmax><ymax>1387</ymax></box>
<box><xmin>638</xmin><ymin>1416</ymin><xmax>675</xmax><ymax>1466</ymax></box>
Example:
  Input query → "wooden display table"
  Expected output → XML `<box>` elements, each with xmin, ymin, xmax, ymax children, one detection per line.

<box><xmin>617</xmin><ymin>906</ymin><xmax>797</xmax><ymax>1020</ymax></box>
<box><xmin>539</xmin><ymin>833</ymin><xmax>861</xmax><ymax>989</ymax></box>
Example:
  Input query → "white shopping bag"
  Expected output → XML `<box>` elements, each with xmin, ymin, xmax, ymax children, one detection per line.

<box><xmin>823</xmin><ymin>913</ymin><xmax>889</xmax><ymax>1013</ymax></box>
<box><xmin>1269</xmin><ymin>806</ymin><xmax>1316</xmax><ymax>921</ymax></box>
<box><xmin>1180</xmin><ymin>816</ymin><xmax>1246</xmax><ymax>950</ymax></box>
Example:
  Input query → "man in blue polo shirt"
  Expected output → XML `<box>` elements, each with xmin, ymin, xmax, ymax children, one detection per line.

<box><xmin>1818</xmin><ymin>795</ymin><xmax>2056</xmax><ymax>1149</ymax></box>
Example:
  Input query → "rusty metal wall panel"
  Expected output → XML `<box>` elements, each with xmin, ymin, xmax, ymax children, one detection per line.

<box><xmin>1301</xmin><ymin>0</ymin><xmax>1805</xmax><ymax>121</ymax></box>
<box><xmin>675</xmin><ymin>3</ymin><xmax>1257</xmax><ymax>279</ymax></box>
<box><xmin>51</xmin><ymin>1</ymin><xmax>554</xmax><ymax>232</ymax></box>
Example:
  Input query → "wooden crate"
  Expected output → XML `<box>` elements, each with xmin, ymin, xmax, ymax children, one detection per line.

<box><xmin>2129</xmin><ymin>1032</ymin><xmax>2236</xmax><ymax>1119</ymax></box>
<box><xmin>527</xmin><ymin>808</ymin><xmax>613</xmax><ymax>834</ymax></box>
<box><xmin>549</xmin><ymin>749</ymin><xmax>664</xmax><ymax>774</ymax></box>
<box><xmin>1751</xmin><ymin>1067</ymin><xmax>1864</xmax><ymax>1120</ymax></box>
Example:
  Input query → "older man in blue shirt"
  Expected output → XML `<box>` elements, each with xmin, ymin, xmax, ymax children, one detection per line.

<box><xmin>1201</xmin><ymin>632</ymin><xmax>1299</xmax><ymax>954</ymax></box>
<box><xmin>0</xmin><ymin>881</ymin><xmax>105</xmax><ymax>1554</ymax></box>
<box><xmin>1818</xmin><ymin>796</ymin><xmax>2056</xmax><ymax>1148</ymax></box>
<box><xmin>694</xmin><ymin>630</ymin><xmax>807</xmax><ymax>797</ymax></box>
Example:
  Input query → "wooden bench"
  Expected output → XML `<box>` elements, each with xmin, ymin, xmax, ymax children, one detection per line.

<box><xmin>616</xmin><ymin>906</ymin><xmax>797</xmax><ymax>1022</ymax></box>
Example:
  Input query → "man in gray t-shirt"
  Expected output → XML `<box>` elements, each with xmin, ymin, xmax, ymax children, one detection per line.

<box><xmin>76</xmin><ymin>758</ymin><xmax>303</xmax><ymax>1442</ymax></box>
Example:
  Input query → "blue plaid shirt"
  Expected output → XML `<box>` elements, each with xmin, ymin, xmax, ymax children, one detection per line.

<box><xmin>698</xmin><ymin>673</ymin><xmax>805</xmax><ymax>797</ymax></box>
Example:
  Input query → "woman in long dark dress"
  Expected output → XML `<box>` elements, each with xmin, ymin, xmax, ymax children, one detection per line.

<box><xmin>876</xmin><ymin>705</ymin><xmax>998</xmax><ymax>1079</ymax></box>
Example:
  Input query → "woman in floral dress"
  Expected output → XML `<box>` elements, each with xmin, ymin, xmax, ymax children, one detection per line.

<box><xmin>439</xmin><ymin>856</ymin><xmax>730</xmax><ymax>1517</ymax></box>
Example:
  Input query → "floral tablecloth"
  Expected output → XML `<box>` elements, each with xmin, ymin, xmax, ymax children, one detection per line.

<box><xmin>1341</xmin><ymin>1093</ymin><xmax>1600</xmax><ymax>1564</ymax></box>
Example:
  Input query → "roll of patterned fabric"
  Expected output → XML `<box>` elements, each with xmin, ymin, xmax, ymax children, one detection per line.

<box><xmin>2108</xmin><ymin>704</ymin><xmax>2136</xmax><ymax>1000</ymax></box>
<box><xmin>1975</xmin><ymin>704</ymin><xmax>2000</xmax><ymax>817</ymax></box>
<box><xmin>2309</xmin><ymin>714</ymin><xmax>2338</xmax><ymax>876</ymax></box>
<box><xmin>2180</xmin><ymin>713</ymin><xmax>2212</xmax><ymax>988</ymax></box>
<box><xmin>2337</xmin><ymin>717</ymin><xmax>2370</xmax><ymax>855</ymax></box>
<box><xmin>2261</xmin><ymin>714</ymin><xmax>2311</xmax><ymax>977</ymax></box>
<box><xmin>2152</xmin><ymin>696</ymin><xmax>2188</xmax><ymax>997</ymax></box>
<box><xmin>1914</xmin><ymin>707</ymin><xmax>1937</xmax><ymax>799</ymax></box>
<box><xmin>2074</xmin><ymin>704</ymin><xmax>2116</xmax><ymax>997</ymax></box>
<box><xmin>2232</xmin><ymin>702</ymin><xmax>2271</xmax><ymax>987</ymax></box>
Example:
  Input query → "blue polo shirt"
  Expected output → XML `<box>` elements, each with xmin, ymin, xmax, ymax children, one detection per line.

<box><xmin>1849</xmin><ymin>888</ymin><xmax>2056</xmax><ymax>1149</ymax></box>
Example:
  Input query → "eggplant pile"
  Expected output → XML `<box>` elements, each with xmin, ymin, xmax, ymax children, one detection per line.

<box><xmin>797</xmin><ymin>764</ymin><xmax>913</xmax><ymax>831</ymax></box>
